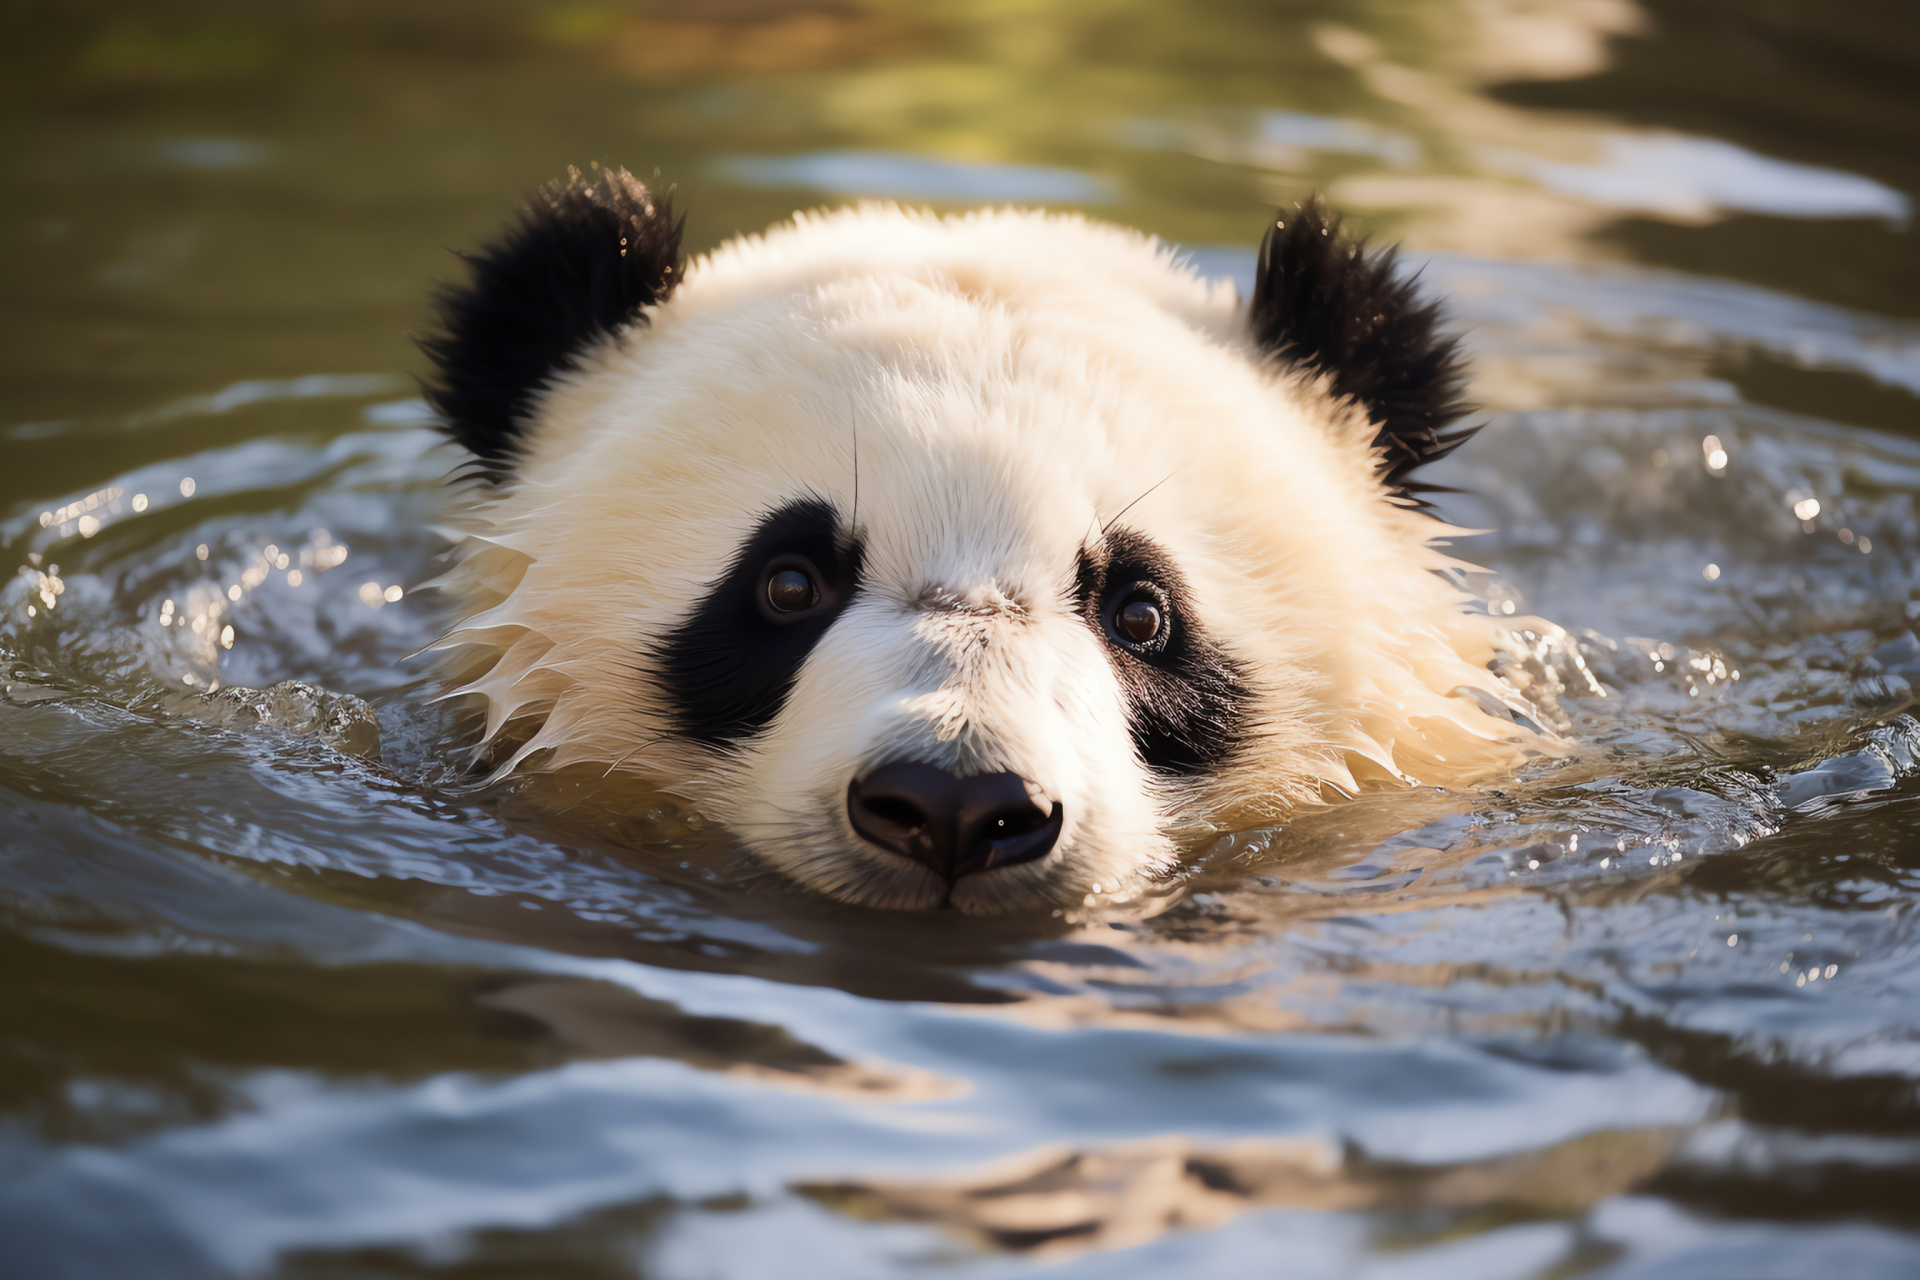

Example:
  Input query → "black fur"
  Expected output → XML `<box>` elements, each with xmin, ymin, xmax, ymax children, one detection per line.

<box><xmin>421</xmin><ymin>166</ymin><xmax>683</xmax><ymax>476</ymax></box>
<box><xmin>1249</xmin><ymin>198</ymin><xmax>1473</xmax><ymax>499</ymax></box>
<box><xmin>1077</xmin><ymin>528</ymin><xmax>1250</xmax><ymax>776</ymax></box>
<box><xmin>653</xmin><ymin>500</ymin><xmax>864</xmax><ymax>748</ymax></box>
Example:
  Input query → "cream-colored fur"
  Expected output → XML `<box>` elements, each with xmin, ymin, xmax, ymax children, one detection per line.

<box><xmin>433</xmin><ymin>204</ymin><xmax>1545</xmax><ymax>912</ymax></box>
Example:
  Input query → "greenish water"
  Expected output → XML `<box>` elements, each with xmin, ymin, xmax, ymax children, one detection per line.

<box><xmin>4</xmin><ymin>2</ymin><xmax>1920</xmax><ymax>1276</ymax></box>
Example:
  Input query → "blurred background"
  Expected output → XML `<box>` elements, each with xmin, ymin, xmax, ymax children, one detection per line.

<box><xmin>5</xmin><ymin>3</ymin><xmax>1920</xmax><ymax>1278</ymax></box>
<box><xmin>3</xmin><ymin>0</ymin><xmax>1915</xmax><ymax>439</ymax></box>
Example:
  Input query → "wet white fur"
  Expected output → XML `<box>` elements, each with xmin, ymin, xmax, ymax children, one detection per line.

<box><xmin>435</xmin><ymin>205</ymin><xmax>1540</xmax><ymax>912</ymax></box>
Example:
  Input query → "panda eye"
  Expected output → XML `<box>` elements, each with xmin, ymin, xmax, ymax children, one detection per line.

<box><xmin>1105</xmin><ymin>581</ymin><xmax>1170</xmax><ymax>653</ymax></box>
<box><xmin>760</xmin><ymin>556</ymin><xmax>824</xmax><ymax>619</ymax></box>
<box><xmin>1119</xmin><ymin>598</ymin><xmax>1163</xmax><ymax>643</ymax></box>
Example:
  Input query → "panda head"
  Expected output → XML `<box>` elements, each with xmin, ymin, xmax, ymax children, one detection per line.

<box><xmin>422</xmin><ymin>166</ymin><xmax>1538</xmax><ymax>913</ymax></box>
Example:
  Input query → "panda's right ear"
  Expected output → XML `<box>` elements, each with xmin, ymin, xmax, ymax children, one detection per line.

<box><xmin>420</xmin><ymin>165</ymin><xmax>683</xmax><ymax>478</ymax></box>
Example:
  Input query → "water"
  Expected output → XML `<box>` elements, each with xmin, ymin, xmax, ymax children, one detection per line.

<box><xmin>4</xmin><ymin>3</ymin><xmax>1920</xmax><ymax>1276</ymax></box>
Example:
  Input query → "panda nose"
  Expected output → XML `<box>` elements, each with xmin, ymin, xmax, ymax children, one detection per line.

<box><xmin>847</xmin><ymin>762</ymin><xmax>1063</xmax><ymax>880</ymax></box>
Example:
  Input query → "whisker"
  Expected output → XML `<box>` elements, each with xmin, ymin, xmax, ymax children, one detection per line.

<box><xmin>1101</xmin><ymin>468</ymin><xmax>1179</xmax><ymax>535</ymax></box>
<box><xmin>848</xmin><ymin>389</ymin><xmax>860</xmax><ymax>533</ymax></box>
<box><xmin>598</xmin><ymin>735</ymin><xmax>672</xmax><ymax>779</ymax></box>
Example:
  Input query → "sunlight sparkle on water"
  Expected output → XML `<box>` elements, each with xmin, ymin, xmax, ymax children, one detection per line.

<box><xmin>41</xmin><ymin>486</ymin><xmax>124</xmax><ymax>534</ymax></box>
<box><xmin>1701</xmin><ymin>435</ymin><xmax>1728</xmax><ymax>473</ymax></box>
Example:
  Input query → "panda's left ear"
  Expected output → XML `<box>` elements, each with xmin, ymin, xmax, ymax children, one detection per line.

<box><xmin>1248</xmin><ymin>198</ymin><xmax>1472</xmax><ymax>499</ymax></box>
<box><xmin>421</xmin><ymin>165</ymin><xmax>683</xmax><ymax>477</ymax></box>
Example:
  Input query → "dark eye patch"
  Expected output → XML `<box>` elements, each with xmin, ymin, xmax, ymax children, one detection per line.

<box><xmin>1076</xmin><ymin>527</ymin><xmax>1250</xmax><ymax>776</ymax></box>
<box><xmin>653</xmin><ymin>499</ymin><xmax>862</xmax><ymax>747</ymax></box>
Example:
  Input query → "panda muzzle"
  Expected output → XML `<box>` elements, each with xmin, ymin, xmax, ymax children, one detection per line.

<box><xmin>846</xmin><ymin>762</ymin><xmax>1063</xmax><ymax>880</ymax></box>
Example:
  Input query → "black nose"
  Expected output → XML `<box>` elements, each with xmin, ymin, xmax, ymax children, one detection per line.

<box><xmin>847</xmin><ymin>762</ymin><xmax>1063</xmax><ymax>880</ymax></box>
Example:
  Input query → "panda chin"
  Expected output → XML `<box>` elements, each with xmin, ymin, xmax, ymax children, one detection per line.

<box><xmin>758</xmin><ymin>836</ymin><xmax>1154</xmax><ymax>916</ymax></box>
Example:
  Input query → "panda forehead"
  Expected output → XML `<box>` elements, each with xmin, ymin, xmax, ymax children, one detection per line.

<box><xmin>857</xmin><ymin>480</ymin><xmax>1088</xmax><ymax>602</ymax></box>
<box><xmin>634</xmin><ymin>387</ymin><xmax>1192</xmax><ymax>600</ymax></box>
<box><xmin>624</xmin><ymin>365</ymin><xmax>1133</xmax><ymax>555</ymax></box>
<box><xmin>544</xmin><ymin>262</ymin><xmax>1251</xmax><ymax>601</ymax></box>
<box><xmin>647</xmin><ymin>259</ymin><xmax>1212</xmax><ymax>437</ymax></box>
<box><xmin>788</xmin><ymin>391</ymin><xmax>1198</xmax><ymax>586</ymax></box>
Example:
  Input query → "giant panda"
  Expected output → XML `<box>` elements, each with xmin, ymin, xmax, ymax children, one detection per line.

<box><xmin>420</xmin><ymin>164</ymin><xmax>1548</xmax><ymax>914</ymax></box>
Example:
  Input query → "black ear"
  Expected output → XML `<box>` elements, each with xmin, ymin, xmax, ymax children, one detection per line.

<box><xmin>420</xmin><ymin>165</ymin><xmax>683</xmax><ymax>477</ymax></box>
<box><xmin>1249</xmin><ymin>198</ymin><xmax>1472</xmax><ymax>500</ymax></box>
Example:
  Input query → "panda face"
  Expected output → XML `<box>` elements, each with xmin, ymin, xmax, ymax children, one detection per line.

<box><xmin>652</xmin><ymin>423</ymin><xmax>1253</xmax><ymax>912</ymax></box>
<box><xmin>511</xmin><ymin>297</ymin><xmax>1257</xmax><ymax>912</ymax></box>
<box><xmin>675</xmin><ymin>493</ymin><xmax>1197</xmax><ymax>914</ymax></box>
<box><xmin>423</xmin><ymin>168</ymin><xmax>1544</xmax><ymax>913</ymax></box>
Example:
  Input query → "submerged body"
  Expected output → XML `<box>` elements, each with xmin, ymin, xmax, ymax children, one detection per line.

<box><xmin>425</xmin><ymin>167</ymin><xmax>1544</xmax><ymax>912</ymax></box>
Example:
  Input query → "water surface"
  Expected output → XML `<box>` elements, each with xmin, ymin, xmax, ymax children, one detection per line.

<box><xmin>4</xmin><ymin>2</ymin><xmax>1920</xmax><ymax>1276</ymax></box>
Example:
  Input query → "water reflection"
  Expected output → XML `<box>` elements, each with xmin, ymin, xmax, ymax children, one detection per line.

<box><xmin>803</xmin><ymin>1126</ymin><xmax>1678</xmax><ymax>1261</ymax></box>
<box><xmin>715</xmin><ymin>150</ymin><xmax>1117</xmax><ymax>202</ymax></box>
<box><xmin>4</xmin><ymin>0</ymin><xmax>1920</xmax><ymax>1276</ymax></box>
